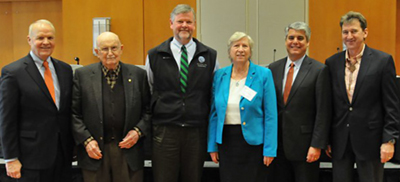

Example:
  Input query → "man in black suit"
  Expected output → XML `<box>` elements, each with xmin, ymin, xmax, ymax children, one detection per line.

<box><xmin>325</xmin><ymin>11</ymin><xmax>400</xmax><ymax>182</ymax></box>
<box><xmin>268</xmin><ymin>21</ymin><xmax>332</xmax><ymax>182</ymax></box>
<box><xmin>71</xmin><ymin>32</ymin><xmax>151</xmax><ymax>182</ymax></box>
<box><xmin>0</xmin><ymin>19</ymin><xmax>73</xmax><ymax>182</ymax></box>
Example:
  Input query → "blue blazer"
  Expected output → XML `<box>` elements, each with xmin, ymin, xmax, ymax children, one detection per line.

<box><xmin>207</xmin><ymin>61</ymin><xmax>278</xmax><ymax>157</ymax></box>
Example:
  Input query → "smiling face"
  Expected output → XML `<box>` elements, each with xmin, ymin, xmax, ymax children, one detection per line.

<box><xmin>342</xmin><ymin>19</ymin><xmax>368</xmax><ymax>55</ymax></box>
<box><xmin>170</xmin><ymin>12</ymin><xmax>196</xmax><ymax>45</ymax></box>
<box><xmin>285</xmin><ymin>29</ymin><xmax>309</xmax><ymax>61</ymax></box>
<box><xmin>27</xmin><ymin>23</ymin><xmax>55</xmax><ymax>61</ymax></box>
<box><xmin>229</xmin><ymin>37</ymin><xmax>251</xmax><ymax>64</ymax></box>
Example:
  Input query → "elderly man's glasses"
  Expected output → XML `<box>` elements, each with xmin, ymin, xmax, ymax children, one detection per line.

<box><xmin>99</xmin><ymin>46</ymin><xmax>120</xmax><ymax>53</ymax></box>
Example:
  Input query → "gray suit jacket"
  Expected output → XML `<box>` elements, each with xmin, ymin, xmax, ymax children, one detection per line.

<box><xmin>269</xmin><ymin>56</ymin><xmax>332</xmax><ymax>161</ymax></box>
<box><xmin>71</xmin><ymin>62</ymin><xmax>151</xmax><ymax>171</ymax></box>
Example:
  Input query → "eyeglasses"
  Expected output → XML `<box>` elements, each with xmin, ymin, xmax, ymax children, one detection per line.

<box><xmin>99</xmin><ymin>46</ymin><xmax>120</xmax><ymax>53</ymax></box>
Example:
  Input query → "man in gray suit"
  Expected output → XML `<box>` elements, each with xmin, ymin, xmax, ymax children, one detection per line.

<box><xmin>268</xmin><ymin>22</ymin><xmax>332</xmax><ymax>182</ymax></box>
<box><xmin>71</xmin><ymin>32</ymin><xmax>151</xmax><ymax>182</ymax></box>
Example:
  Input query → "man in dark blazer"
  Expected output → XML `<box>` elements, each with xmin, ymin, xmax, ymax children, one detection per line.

<box><xmin>268</xmin><ymin>21</ymin><xmax>332</xmax><ymax>182</ymax></box>
<box><xmin>0</xmin><ymin>19</ymin><xmax>73</xmax><ymax>182</ymax></box>
<box><xmin>71</xmin><ymin>32</ymin><xmax>151</xmax><ymax>182</ymax></box>
<box><xmin>325</xmin><ymin>11</ymin><xmax>399</xmax><ymax>182</ymax></box>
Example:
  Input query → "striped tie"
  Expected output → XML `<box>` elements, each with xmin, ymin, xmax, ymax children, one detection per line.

<box><xmin>180</xmin><ymin>45</ymin><xmax>188</xmax><ymax>93</ymax></box>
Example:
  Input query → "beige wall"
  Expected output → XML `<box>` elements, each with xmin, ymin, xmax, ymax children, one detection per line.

<box><xmin>199</xmin><ymin>0</ymin><xmax>307</xmax><ymax>67</ymax></box>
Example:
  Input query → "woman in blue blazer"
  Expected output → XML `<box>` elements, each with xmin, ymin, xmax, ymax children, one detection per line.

<box><xmin>207</xmin><ymin>32</ymin><xmax>278</xmax><ymax>182</ymax></box>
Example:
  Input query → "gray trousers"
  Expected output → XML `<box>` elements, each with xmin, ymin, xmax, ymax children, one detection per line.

<box><xmin>82</xmin><ymin>141</ymin><xmax>143</xmax><ymax>182</ymax></box>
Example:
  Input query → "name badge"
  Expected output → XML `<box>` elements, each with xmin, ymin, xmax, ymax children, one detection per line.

<box><xmin>240</xmin><ymin>86</ymin><xmax>257</xmax><ymax>101</ymax></box>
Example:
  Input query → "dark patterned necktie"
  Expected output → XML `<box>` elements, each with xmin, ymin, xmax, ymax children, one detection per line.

<box><xmin>180</xmin><ymin>45</ymin><xmax>188</xmax><ymax>93</ymax></box>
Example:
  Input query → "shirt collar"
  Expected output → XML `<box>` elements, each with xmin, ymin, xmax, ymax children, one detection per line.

<box><xmin>286</xmin><ymin>54</ymin><xmax>306</xmax><ymax>68</ymax></box>
<box><xmin>345</xmin><ymin>44</ymin><xmax>365</xmax><ymax>62</ymax></box>
<box><xmin>172</xmin><ymin>38</ymin><xmax>194</xmax><ymax>52</ymax></box>
<box><xmin>101</xmin><ymin>63</ymin><xmax>121</xmax><ymax>77</ymax></box>
<box><xmin>30</xmin><ymin>51</ymin><xmax>52</xmax><ymax>65</ymax></box>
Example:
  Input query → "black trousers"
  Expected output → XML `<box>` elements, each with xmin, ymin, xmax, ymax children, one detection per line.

<box><xmin>152</xmin><ymin>125</ymin><xmax>206</xmax><ymax>182</ymax></box>
<box><xmin>332</xmin><ymin>139</ymin><xmax>384</xmax><ymax>182</ymax></box>
<box><xmin>266</xmin><ymin>147</ymin><xmax>319</xmax><ymax>182</ymax></box>
<box><xmin>218</xmin><ymin>125</ymin><xmax>267</xmax><ymax>182</ymax></box>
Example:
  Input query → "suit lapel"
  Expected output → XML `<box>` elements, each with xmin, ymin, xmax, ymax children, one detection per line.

<box><xmin>52</xmin><ymin>58</ymin><xmax>64</xmax><ymax>110</ymax></box>
<box><xmin>286</xmin><ymin>56</ymin><xmax>311</xmax><ymax>105</ymax></box>
<box><xmin>241</xmin><ymin>62</ymin><xmax>256</xmax><ymax>102</ymax></box>
<box><xmin>24</xmin><ymin>55</ymin><xmax>56</xmax><ymax>106</ymax></box>
<box><xmin>352</xmin><ymin>46</ymin><xmax>372</xmax><ymax>103</ymax></box>
<box><xmin>121</xmin><ymin>63</ymin><xmax>134</xmax><ymax>131</ymax></box>
<box><xmin>274</xmin><ymin>59</ymin><xmax>286</xmax><ymax>106</ymax></box>
<box><xmin>335</xmin><ymin>52</ymin><xmax>349</xmax><ymax>103</ymax></box>
<box><xmin>91</xmin><ymin>63</ymin><xmax>103</xmax><ymax>121</ymax></box>
<box><xmin>221</xmin><ymin>65</ymin><xmax>232</xmax><ymax>104</ymax></box>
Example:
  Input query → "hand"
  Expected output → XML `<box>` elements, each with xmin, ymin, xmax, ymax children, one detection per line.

<box><xmin>119</xmin><ymin>130</ymin><xmax>139</xmax><ymax>149</ymax></box>
<box><xmin>264</xmin><ymin>156</ymin><xmax>274</xmax><ymax>166</ymax></box>
<box><xmin>381</xmin><ymin>142</ymin><xmax>394</xmax><ymax>163</ymax></box>
<box><xmin>325</xmin><ymin>145</ymin><xmax>332</xmax><ymax>158</ymax></box>
<box><xmin>306</xmin><ymin>147</ymin><xmax>321</xmax><ymax>163</ymax></box>
<box><xmin>6</xmin><ymin>160</ymin><xmax>22</xmax><ymax>179</ymax></box>
<box><xmin>210</xmin><ymin>152</ymin><xmax>219</xmax><ymax>164</ymax></box>
<box><xmin>85</xmin><ymin>140</ymin><xmax>103</xmax><ymax>160</ymax></box>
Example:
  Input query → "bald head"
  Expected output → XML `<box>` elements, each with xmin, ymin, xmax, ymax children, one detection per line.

<box><xmin>95</xmin><ymin>32</ymin><xmax>124</xmax><ymax>70</ymax></box>
<box><xmin>96</xmin><ymin>32</ymin><xmax>121</xmax><ymax>48</ymax></box>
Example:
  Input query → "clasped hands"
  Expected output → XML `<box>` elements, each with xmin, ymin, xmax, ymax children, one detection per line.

<box><xmin>85</xmin><ymin>130</ymin><xmax>140</xmax><ymax>160</ymax></box>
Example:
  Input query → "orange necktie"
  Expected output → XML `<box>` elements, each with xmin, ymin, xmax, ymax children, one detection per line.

<box><xmin>283</xmin><ymin>63</ymin><xmax>294</xmax><ymax>104</ymax></box>
<box><xmin>43</xmin><ymin>60</ymin><xmax>56</xmax><ymax>103</ymax></box>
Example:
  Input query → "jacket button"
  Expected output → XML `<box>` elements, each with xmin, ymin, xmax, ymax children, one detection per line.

<box><xmin>347</xmin><ymin>124</ymin><xmax>349</xmax><ymax>127</ymax></box>
<box><xmin>243</xmin><ymin>122</ymin><xmax>246</xmax><ymax>126</ymax></box>
<box><xmin>241</xmin><ymin>107</ymin><xmax>244</xmax><ymax>110</ymax></box>
<box><xmin>100</xmin><ymin>137</ymin><xmax>103</xmax><ymax>140</ymax></box>
<box><xmin>349</xmin><ymin>107</ymin><xmax>353</xmax><ymax>111</ymax></box>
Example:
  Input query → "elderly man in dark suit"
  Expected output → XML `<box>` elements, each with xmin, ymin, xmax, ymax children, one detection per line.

<box><xmin>325</xmin><ymin>11</ymin><xmax>400</xmax><ymax>182</ymax></box>
<box><xmin>268</xmin><ymin>21</ymin><xmax>332</xmax><ymax>182</ymax></box>
<box><xmin>0</xmin><ymin>19</ymin><xmax>73</xmax><ymax>182</ymax></box>
<box><xmin>71</xmin><ymin>32</ymin><xmax>151</xmax><ymax>182</ymax></box>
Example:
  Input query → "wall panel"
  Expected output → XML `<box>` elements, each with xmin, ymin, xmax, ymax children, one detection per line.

<box><xmin>12</xmin><ymin>1</ymin><xmax>63</xmax><ymax>61</ymax></box>
<box><xmin>0</xmin><ymin>1</ymin><xmax>62</xmax><ymax>69</ymax></box>
<box><xmin>62</xmin><ymin>0</ymin><xmax>144</xmax><ymax>66</ymax></box>
<box><xmin>309</xmin><ymin>0</ymin><xmax>398</xmax><ymax>73</ymax></box>
<box><xmin>0</xmin><ymin>2</ymin><xmax>13</xmax><ymax>70</ymax></box>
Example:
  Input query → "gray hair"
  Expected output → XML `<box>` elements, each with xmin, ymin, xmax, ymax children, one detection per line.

<box><xmin>340</xmin><ymin>11</ymin><xmax>367</xmax><ymax>30</ymax></box>
<box><xmin>285</xmin><ymin>21</ymin><xmax>311</xmax><ymax>42</ymax></box>
<box><xmin>170</xmin><ymin>4</ymin><xmax>196</xmax><ymax>22</ymax></box>
<box><xmin>28</xmin><ymin>19</ymin><xmax>55</xmax><ymax>36</ymax></box>
<box><xmin>228</xmin><ymin>31</ymin><xmax>254</xmax><ymax>59</ymax></box>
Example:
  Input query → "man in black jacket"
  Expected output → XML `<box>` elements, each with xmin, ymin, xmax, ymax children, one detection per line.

<box><xmin>145</xmin><ymin>4</ymin><xmax>218</xmax><ymax>182</ymax></box>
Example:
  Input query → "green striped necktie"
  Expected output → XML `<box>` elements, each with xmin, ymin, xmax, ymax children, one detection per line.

<box><xmin>180</xmin><ymin>45</ymin><xmax>188</xmax><ymax>93</ymax></box>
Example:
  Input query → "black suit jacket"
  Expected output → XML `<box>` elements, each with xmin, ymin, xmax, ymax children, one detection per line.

<box><xmin>71</xmin><ymin>62</ymin><xmax>151</xmax><ymax>171</ymax></box>
<box><xmin>325</xmin><ymin>45</ymin><xmax>400</xmax><ymax>160</ymax></box>
<box><xmin>0</xmin><ymin>54</ymin><xmax>73</xmax><ymax>169</ymax></box>
<box><xmin>269</xmin><ymin>56</ymin><xmax>332</xmax><ymax>161</ymax></box>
